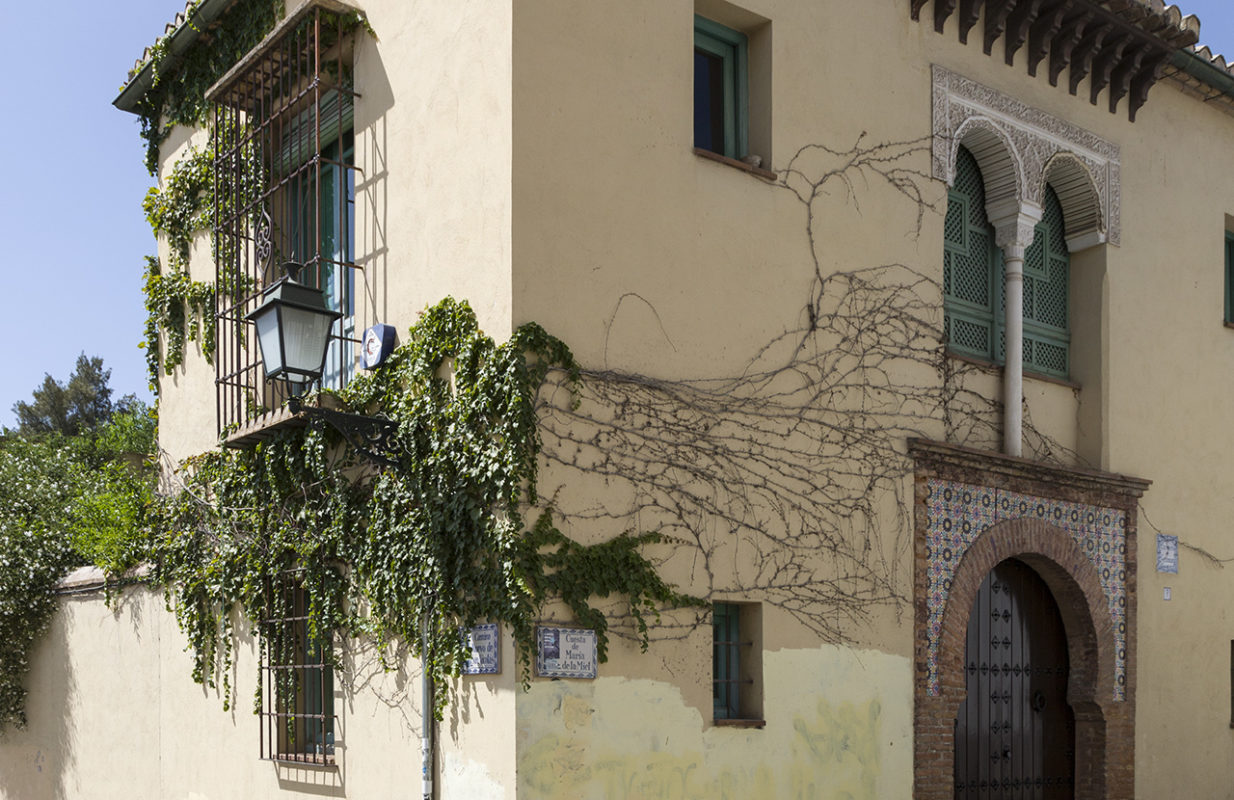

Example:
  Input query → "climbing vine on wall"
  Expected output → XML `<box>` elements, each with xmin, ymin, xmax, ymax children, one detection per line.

<box><xmin>156</xmin><ymin>298</ymin><xmax>697</xmax><ymax>716</ymax></box>
<box><xmin>141</xmin><ymin>144</ymin><xmax>215</xmax><ymax>391</ymax></box>
<box><xmin>534</xmin><ymin>134</ymin><xmax>1075</xmax><ymax>648</ymax></box>
<box><xmin>133</xmin><ymin>0</ymin><xmax>284</xmax><ymax>175</ymax></box>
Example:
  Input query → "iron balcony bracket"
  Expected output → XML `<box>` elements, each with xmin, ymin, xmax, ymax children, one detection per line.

<box><xmin>287</xmin><ymin>396</ymin><xmax>402</xmax><ymax>470</ymax></box>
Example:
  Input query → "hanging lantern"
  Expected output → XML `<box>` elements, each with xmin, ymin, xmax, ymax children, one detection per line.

<box><xmin>245</xmin><ymin>262</ymin><xmax>341</xmax><ymax>390</ymax></box>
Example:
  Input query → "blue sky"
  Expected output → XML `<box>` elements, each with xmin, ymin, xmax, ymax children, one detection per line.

<box><xmin>1</xmin><ymin>1</ymin><xmax>1233</xmax><ymax>428</ymax></box>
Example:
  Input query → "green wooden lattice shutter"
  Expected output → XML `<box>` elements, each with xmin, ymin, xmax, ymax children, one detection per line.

<box><xmin>944</xmin><ymin>147</ymin><xmax>1000</xmax><ymax>361</ymax></box>
<box><xmin>998</xmin><ymin>186</ymin><xmax>1070</xmax><ymax>378</ymax></box>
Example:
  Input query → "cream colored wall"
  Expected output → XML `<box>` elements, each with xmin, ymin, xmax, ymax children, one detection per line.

<box><xmin>517</xmin><ymin>644</ymin><xmax>912</xmax><ymax>800</ymax></box>
<box><xmin>350</xmin><ymin>0</ymin><xmax>513</xmax><ymax>342</ymax></box>
<box><xmin>152</xmin><ymin>125</ymin><xmax>223</xmax><ymax>465</ymax></box>
<box><xmin>508</xmin><ymin>0</ymin><xmax>1234</xmax><ymax>797</ymax></box>
<box><xmin>107</xmin><ymin>0</ymin><xmax>1234</xmax><ymax>796</ymax></box>
<box><xmin>1099</xmin><ymin>76</ymin><xmax>1234</xmax><ymax>797</ymax></box>
<box><xmin>0</xmin><ymin>581</ymin><xmax>516</xmax><ymax>800</ymax></box>
<box><xmin>510</xmin><ymin>0</ymin><xmax>939</xmax><ymax>793</ymax></box>
<box><xmin>156</xmin><ymin>0</ymin><xmax>516</xmax><ymax>459</ymax></box>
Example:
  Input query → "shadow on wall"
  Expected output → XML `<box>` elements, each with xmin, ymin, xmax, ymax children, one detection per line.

<box><xmin>354</xmin><ymin>31</ymin><xmax>392</xmax><ymax>330</ymax></box>
<box><xmin>0</xmin><ymin>593</ymin><xmax>76</xmax><ymax>800</ymax></box>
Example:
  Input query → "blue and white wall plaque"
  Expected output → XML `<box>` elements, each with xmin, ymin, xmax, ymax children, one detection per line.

<box><xmin>462</xmin><ymin>623</ymin><xmax>500</xmax><ymax>675</ymax></box>
<box><xmin>1156</xmin><ymin>534</ymin><xmax>1178</xmax><ymax>574</ymax></box>
<box><xmin>535</xmin><ymin>626</ymin><xmax>597</xmax><ymax>679</ymax></box>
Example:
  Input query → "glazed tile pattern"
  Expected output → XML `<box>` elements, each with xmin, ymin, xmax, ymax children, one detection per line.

<box><xmin>925</xmin><ymin>479</ymin><xmax>1127</xmax><ymax>700</ymax></box>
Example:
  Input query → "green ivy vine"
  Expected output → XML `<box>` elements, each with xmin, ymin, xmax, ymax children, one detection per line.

<box><xmin>117</xmin><ymin>1</ymin><xmax>690</xmax><ymax>725</ymax></box>
<box><xmin>133</xmin><ymin>0</ymin><xmax>284</xmax><ymax>175</ymax></box>
<box><xmin>156</xmin><ymin>298</ymin><xmax>697</xmax><ymax>716</ymax></box>
<box><xmin>141</xmin><ymin>145</ymin><xmax>215</xmax><ymax>391</ymax></box>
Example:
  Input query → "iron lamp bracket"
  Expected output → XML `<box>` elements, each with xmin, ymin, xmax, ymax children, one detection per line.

<box><xmin>288</xmin><ymin>396</ymin><xmax>402</xmax><ymax>470</ymax></box>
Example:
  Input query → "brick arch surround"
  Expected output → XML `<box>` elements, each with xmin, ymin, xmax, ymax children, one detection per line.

<box><xmin>938</xmin><ymin>519</ymin><xmax>1116</xmax><ymax>799</ymax></box>
<box><xmin>910</xmin><ymin>439</ymin><xmax>1148</xmax><ymax>800</ymax></box>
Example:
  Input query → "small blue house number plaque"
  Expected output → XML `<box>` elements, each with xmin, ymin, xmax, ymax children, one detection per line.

<box><xmin>1156</xmin><ymin>534</ymin><xmax>1178</xmax><ymax>574</ymax></box>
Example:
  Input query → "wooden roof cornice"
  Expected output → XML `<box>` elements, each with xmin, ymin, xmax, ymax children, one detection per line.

<box><xmin>912</xmin><ymin>0</ymin><xmax>1201</xmax><ymax>121</ymax></box>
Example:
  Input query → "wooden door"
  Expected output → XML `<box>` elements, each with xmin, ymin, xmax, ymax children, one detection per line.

<box><xmin>954</xmin><ymin>558</ymin><xmax>1074</xmax><ymax>799</ymax></box>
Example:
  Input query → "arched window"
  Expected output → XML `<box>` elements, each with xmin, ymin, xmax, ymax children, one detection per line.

<box><xmin>944</xmin><ymin>147</ymin><xmax>1071</xmax><ymax>379</ymax></box>
<box><xmin>1018</xmin><ymin>186</ymin><xmax>1070</xmax><ymax>378</ymax></box>
<box><xmin>943</xmin><ymin>146</ymin><xmax>1001</xmax><ymax>363</ymax></box>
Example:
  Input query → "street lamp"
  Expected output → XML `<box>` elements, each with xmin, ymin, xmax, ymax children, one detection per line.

<box><xmin>247</xmin><ymin>261</ymin><xmax>400</xmax><ymax>468</ymax></box>
<box><xmin>245</xmin><ymin>261</ymin><xmax>341</xmax><ymax>390</ymax></box>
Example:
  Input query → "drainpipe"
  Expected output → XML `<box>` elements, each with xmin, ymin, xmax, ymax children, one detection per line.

<box><xmin>422</xmin><ymin>613</ymin><xmax>434</xmax><ymax>800</ymax></box>
<box><xmin>993</xmin><ymin>210</ymin><xmax>1040</xmax><ymax>458</ymax></box>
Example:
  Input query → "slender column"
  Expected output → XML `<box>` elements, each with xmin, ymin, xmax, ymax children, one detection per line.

<box><xmin>1002</xmin><ymin>243</ymin><xmax>1026</xmax><ymax>458</ymax></box>
<box><xmin>992</xmin><ymin>209</ymin><xmax>1041</xmax><ymax>458</ymax></box>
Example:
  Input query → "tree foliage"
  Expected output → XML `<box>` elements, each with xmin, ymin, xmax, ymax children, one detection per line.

<box><xmin>0</xmin><ymin>363</ymin><xmax>156</xmax><ymax>730</ymax></box>
<box><xmin>0</xmin><ymin>436</ymin><xmax>78</xmax><ymax>729</ymax></box>
<box><xmin>11</xmin><ymin>354</ymin><xmax>127</xmax><ymax>437</ymax></box>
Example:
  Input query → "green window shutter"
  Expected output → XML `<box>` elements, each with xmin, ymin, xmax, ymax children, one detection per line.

<box><xmin>1017</xmin><ymin>186</ymin><xmax>1070</xmax><ymax>378</ymax></box>
<box><xmin>944</xmin><ymin>147</ymin><xmax>999</xmax><ymax>361</ymax></box>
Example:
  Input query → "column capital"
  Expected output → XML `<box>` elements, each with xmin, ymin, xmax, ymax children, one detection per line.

<box><xmin>990</xmin><ymin>205</ymin><xmax>1042</xmax><ymax>252</ymax></box>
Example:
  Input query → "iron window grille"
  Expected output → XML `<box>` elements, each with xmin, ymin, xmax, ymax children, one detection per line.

<box><xmin>712</xmin><ymin>602</ymin><xmax>750</xmax><ymax>719</ymax></box>
<box><xmin>210</xmin><ymin>0</ymin><xmax>362</xmax><ymax>438</ymax></box>
<box><xmin>259</xmin><ymin>585</ymin><xmax>336</xmax><ymax>765</ymax></box>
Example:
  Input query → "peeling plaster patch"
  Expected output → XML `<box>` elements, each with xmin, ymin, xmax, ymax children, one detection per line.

<box><xmin>442</xmin><ymin>749</ymin><xmax>508</xmax><ymax>800</ymax></box>
<box><xmin>516</xmin><ymin>646</ymin><xmax>912</xmax><ymax>799</ymax></box>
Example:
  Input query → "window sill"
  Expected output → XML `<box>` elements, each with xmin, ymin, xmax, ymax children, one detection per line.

<box><xmin>1223</xmin><ymin>320</ymin><xmax>1234</xmax><ymax>331</ymax></box>
<box><xmin>945</xmin><ymin>349</ymin><xmax>1080</xmax><ymax>390</ymax></box>
<box><xmin>713</xmin><ymin>718</ymin><xmax>766</xmax><ymax>729</ymax></box>
<box><xmin>270</xmin><ymin>753</ymin><xmax>336</xmax><ymax>767</ymax></box>
<box><xmin>693</xmin><ymin>147</ymin><xmax>777</xmax><ymax>181</ymax></box>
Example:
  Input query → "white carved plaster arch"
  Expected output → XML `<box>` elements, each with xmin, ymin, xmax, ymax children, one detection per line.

<box><xmin>951</xmin><ymin>116</ymin><xmax>1025</xmax><ymax>230</ymax></box>
<box><xmin>932</xmin><ymin>65</ymin><xmax>1121</xmax><ymax>246</ymax></box>
<box><xmin>1043</xmin><ymin>152</ymin><xmax>1106</xmax><ymax>252</ymax></box>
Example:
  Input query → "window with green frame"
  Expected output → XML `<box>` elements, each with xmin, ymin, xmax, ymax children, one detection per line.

<box><xmin>713</xmin><ymin>602</ymin><xmax>741</xmax><ymax>718</ymax></box>
<box><xmin>283</xmin><ymin>90</ymin><xmax>356</xmax><ymax>391</ymax></box>
<box><xmin>713</xmin><ymin>601</ymin><xmax>762</xmax><ymax>722</ymax></box>
<box><xmin>943</xmin><ymin>146</ymin><xmax>1071</xmax><ymax>379</ymax></box>
<box><xmin>694</xmin><ymin>16</ymin><xmax>748</xmax><ymax>159</ymax></box>
<box><xmin>1224</xmin><ymin>231</ymin><xmax>1234</xmax><ymax>324</ymax></box>
<box><xmin>1016</xmin><ymin>185</ymin><xmax>1070</xmax><ymax>377</ymax></box>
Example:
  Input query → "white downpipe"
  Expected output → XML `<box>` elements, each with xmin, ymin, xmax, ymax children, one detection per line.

<box><xmin>1002</xmin><ymin>244</ymin><xmax>1025</xmax><ymax>458</ymax></box>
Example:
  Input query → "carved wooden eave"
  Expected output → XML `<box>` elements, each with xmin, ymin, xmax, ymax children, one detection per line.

<box><xmin>911</xmin><ymin>0</ymin><xmax>1200</xmax><ymax>121</ymax></box>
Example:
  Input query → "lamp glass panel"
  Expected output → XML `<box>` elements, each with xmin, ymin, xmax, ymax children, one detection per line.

<box><xmin>253</xmin><ymin>307</ymin><xmax>285</xmax><ymax>375</ymax></box>
<box><xmin>282</xmin><ymin>305</ymin><xmax>336</xmax><ymax>376</ymax></box>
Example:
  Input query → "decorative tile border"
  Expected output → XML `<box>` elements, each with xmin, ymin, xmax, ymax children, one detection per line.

<box><xmin>925</xmin><ymin>479</ymin><xmax>1127</xmax><ymax>700</ymax></box>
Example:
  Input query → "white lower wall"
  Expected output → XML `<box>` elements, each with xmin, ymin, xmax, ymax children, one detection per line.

<box><xmin>0</xmin><ymin>583</ymin><xmax>516</xmax><ymax>800</ymax></box>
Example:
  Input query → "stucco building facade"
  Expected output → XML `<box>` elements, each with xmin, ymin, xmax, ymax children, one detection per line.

<box><xmin>3</xmin><ymin>0</ymin><xmax>1234</xmax><ymax>797</ymax></box>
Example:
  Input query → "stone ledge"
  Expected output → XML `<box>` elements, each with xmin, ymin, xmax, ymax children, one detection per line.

<box><xmin>55</xmin><ymin>564</ymin><xmax>153</xmax><ymax>595</ymax></box>
<box><xmin>908</xmin><ymin>438</ymin><xmax>1151</xmax><ymax>501</ymax></box>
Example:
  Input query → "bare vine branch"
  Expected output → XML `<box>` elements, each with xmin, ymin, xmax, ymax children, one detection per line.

<box><xmin>537</xmin><ymin>133</ymin><xmax>1072</xmax><ymax>645</ymax></box>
